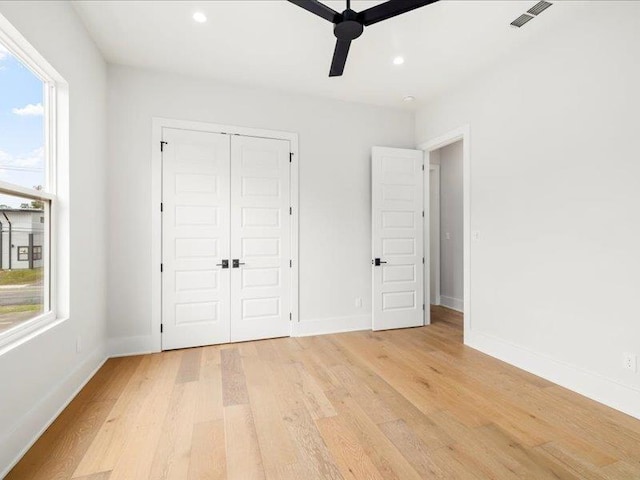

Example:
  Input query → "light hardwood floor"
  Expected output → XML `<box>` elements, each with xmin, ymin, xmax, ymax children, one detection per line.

<box><xmin>7</xmin><ymin>306</ymin><xmax>640</xmax><ymax>479</ymax></box>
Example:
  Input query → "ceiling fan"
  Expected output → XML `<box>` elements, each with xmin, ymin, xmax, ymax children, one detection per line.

<box><xmin>287</xmin><ymin>0</ymin><xmax>439</xmax><ymax>77</ymax></box>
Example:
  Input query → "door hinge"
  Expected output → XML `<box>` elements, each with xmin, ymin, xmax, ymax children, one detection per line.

<box><xmin>160</xmin><ymin>202</ymin><xmax>163</xmax><ymax>212</ymax></box>
<box><xmin>423</xmin><ymin>304</ymin><xmax>425</xmax><ymax>311</ymax></box>
<box><xmin>160</xmin><ymin>323</ymin><xmax>163</xmax><ymax>333</ymax></box>
<box><xmin>160</xmin><ymin>263</ymin><xmax>163</xmax><ymax>273</ymax></box>
<box><xmin>422</xmin><ymin>164</ymin><xmax>425</xmax><ymax>171</ymax></box>
<box><xmin>289</xmin><ymin>152</ymin><xmax>293</xmax><ymax>163</ymax></box>
<box><xmin>289</xmin><ymin>206</ymin><xmax>292</xmax><ymax>215</ymax></box>
<box><xmin>289</xmin><ymin>259</ymin><xmax>292</xmax><ymax>268</ymax></box>
<box><xmin>422</xmin><ymin>210</ymin><xmax>425</xmax><ymax>217</ymax></box>
<box><xmin>422</xmin><ymin>257</ymin><xmax>425</xmax><ymax>264</ymax></box>
<box><xmin>289</xmin><ymin>312</ymin><xmax>292</xmax><ymax>321</ymax></box>
<box><xmin>160</xmin><ymin>141</ymin><xmax>168</xmax><ymax>152</ymax></box>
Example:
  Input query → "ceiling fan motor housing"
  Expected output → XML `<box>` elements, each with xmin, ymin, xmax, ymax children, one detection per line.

<box><xmin>334</xmin><ymin>9</ymin><xmax>364</xmax><ymax>41</ymax></box>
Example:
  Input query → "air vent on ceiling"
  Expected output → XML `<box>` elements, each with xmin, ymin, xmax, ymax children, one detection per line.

<box><xmin>511</xmin><ymin>14</ymin><xmax>534</xmax><ymax>28</ymax></box>
<box><xmin>528</xmin><ymin>1</ymin><xmax>553</xmax><ymax>16</ymax></box>
<box><xmin>510</xmin><ymin>1</ymin><xmax>552</xmax><ymax>28</ymax></box>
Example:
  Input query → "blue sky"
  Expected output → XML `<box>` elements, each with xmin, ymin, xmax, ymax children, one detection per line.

<box><xmin>0</xmin><ymin>42</ymin><xmax>45</xmax><ymax>208</ymax></box>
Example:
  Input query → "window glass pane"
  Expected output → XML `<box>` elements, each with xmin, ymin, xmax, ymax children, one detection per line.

<box><xmin>0</xmin><ymin>42</ymin><xmax>46</xmax><ymax>193</ymax></box>
<box><xmin>0</xmin><ymin>192</ymin><xmax>46</xmax><ymax>333</ymax></box>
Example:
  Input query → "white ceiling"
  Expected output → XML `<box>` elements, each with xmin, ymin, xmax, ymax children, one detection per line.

<box><xmin>72</xmin><ymin>0</ymin><xmax>569</xmax><ymax>109</ymax></box>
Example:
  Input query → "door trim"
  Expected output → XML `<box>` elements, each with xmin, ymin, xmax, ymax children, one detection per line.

<box><xmin>418</xmin><ymin>125</ymin><xmax>471</xmax><ymax>342</ymax></box>
<box><xmin>151</xmin><ymin>117</ymin><xmax>299</xmax><ymax>352</ymax></box>
<box><xmin>429</xmin><ymin>164</ymin><xmax>441</xmax><ymax>308</ymax></box>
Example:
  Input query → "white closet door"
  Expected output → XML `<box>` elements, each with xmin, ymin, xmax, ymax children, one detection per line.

<box><xmin>230</xmin><ymin>135</ymin><xmax>291</xmax><ymax>342</ymax></box>
<box><xmin>372</xmin><ymin>146</ymin><xmax>425</xmax><ymax>331</ymax></box>
<box><xmin>162</xmin><ymin>128</ymin><xmax>231</xmax><ymax>350</ymax></box>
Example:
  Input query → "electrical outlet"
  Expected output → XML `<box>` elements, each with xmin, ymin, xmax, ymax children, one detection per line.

<box><xmin>623</xmin><ymin>353</ymin><xmax>637</xmax><ymax>372</ymax></box>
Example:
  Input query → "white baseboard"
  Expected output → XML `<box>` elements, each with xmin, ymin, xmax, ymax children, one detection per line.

<box><xmin>440</xmin><ymin>295</ymin><xmax>463</xmax><ymax>312</ymax></box>
<box><xmin>466</xmin><ymin>331</ymin><xmax>640</xmax><ymax>420</ymax></box>
<box><xmin>108</xmin><ymin>334</ymin><xmax>155</xmax><ymax>357</ymax></box>
<box><xmin>1</xmin><ymin>346</ymin><xmax>108</xmax><ymax>478</ymax></box>
<box><xmin>108</xmin><ymin>318</ymin><xmax>373</xmax><ymax>356</ymax></box>
<box><xmin>293</xmin><ymin>314</ymin><xmax>371</xmax><ymax>337</ymax></box>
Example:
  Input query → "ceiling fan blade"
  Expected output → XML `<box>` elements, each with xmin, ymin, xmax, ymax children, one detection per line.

<box><xmin>357</xmin><ymin>0</ymin><xmax>439</xmax><ymax>26</ymax></box>
<box><xmin>287</xmin><ymin>0</ymin><xmax>340</xmax><ymax>23</ymax></box>
<box><xmin>329</xmin><ymin>39</ymin><xmax>351</xmax><ymax>77</ymax></box>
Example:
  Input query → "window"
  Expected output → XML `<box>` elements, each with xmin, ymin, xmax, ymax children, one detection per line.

<box><xmin>17</xmin><ymin>246</ymin><xmax>29</xmax><ymax>261</ymax></box>
<box><xmin>0</xmin><ymin>32</ymin><xmax>58</xmax><ymax>344</ymax></box>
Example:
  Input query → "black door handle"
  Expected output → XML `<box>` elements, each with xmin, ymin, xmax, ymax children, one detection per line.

<box><xmin>373</xmin><ymin>258</ymin><xmax>387</xmax><ymax>266</ymax></box>
<box><xmin>216</xmin><ymin>259</ymin><xmax>229</xmax><ymax>269</ymax></box>
<box><xmin>232</xmin><ymin>259</ymin><xmax>246</xmax><ymax>268</ymax></box>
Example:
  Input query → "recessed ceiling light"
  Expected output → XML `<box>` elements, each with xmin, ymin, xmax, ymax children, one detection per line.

<box><xmin>393</xmin><ymin>56</ymin><xmax>405</xmax><ymax>66</ymax></box>
<box><xmin>193</xmin><ymin>12</ymin><xmax>207</xmax><ymax>23</ymax></box>
<box><xmin>403</xmin><ymin>95</ymin><xmax>415</xmax><ymax>103</ymax></box>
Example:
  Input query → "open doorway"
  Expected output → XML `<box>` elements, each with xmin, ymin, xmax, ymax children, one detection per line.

<box><xmin>420</xmin><ymin>126</ymin><xmax>470</xmax><ymax>341</ymax></box>
<box><xmin>429</xmin><ymin>141</ymin><xmax>464</xmax><ymax>330</ymax></box>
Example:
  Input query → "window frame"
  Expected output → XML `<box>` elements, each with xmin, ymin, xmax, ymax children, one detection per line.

<box><xmin>0</xmin><ymin>14</ymin><xmax>68</xmax><ymax>353</ymax></box>
<box><xmin>17</xmin><ymin>246</ymin><xmax>30</xmax><ymax>262</ymax></box>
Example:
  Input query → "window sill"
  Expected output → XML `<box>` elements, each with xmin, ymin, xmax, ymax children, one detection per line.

<box><xmin>0</xmin><ymin>311</ymin><xmax>65</xmax><ymax>356</ymax></box>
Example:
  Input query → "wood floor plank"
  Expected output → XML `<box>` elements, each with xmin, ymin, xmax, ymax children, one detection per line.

<box><xmin>176</xmin><ymin>348</ymin><xmax>202</xmax><ymax>383</ymax></box>
<box><xmin>535</xmin><ymin>441</ymin><xmax>609</xmax><ymax>480</ymax></box>
<box><xmin>6</xmin><ymin>357</ymin><xmax>142</xmax><ymax>480</ymax></box>
<box><xmin>9</xmin><ymin>306</ymin><xmax>640</xmax><ymax>480</ymax></box>
<box><xmin>293</xmin><ymin>362</ymin><xmax>337</xmax><ymax>420</ymax></box>
<box><xmin>221</xmin><ymin>348</ymin><xmax>249</xmax><ymax>406</ymax></box>
<box><xmin>193</xmin><ymin>378</ymin><xmax>224</xmax><ymax>424</ymax></box>
<box><xmin>600</xmin><ymin>460</ymin><xmax>640</xmax><ymax>480</ymax></box>
<box><xmin>324</xmin><ymin>389</ymin><xmax>423</xmax><ymax>480</ymax></box>
<box><xmin>148</xmin><ymin>381</ymin><xmax>199</xmax><ymax>479</ymax></box>
<box><xmin>242</xmin><ymin>356</ymin><xmax>298</xmax><ymax>472</ymax></box>
<box><xmin>73</xmin><ymin>355</ymin><xmax>161</xmax><ymax>477</ymax></box>
<box><xmin>73</xmin><ymin>472</ymin><xmax>112</xmax><ymax>480</ymax></box>
<box><xmin>266</xmin><ymin>351</ymin><xmax>344</xmax><ymax>479</ymax></box>
<box><xmin>378</xmin><ymin>418</ymin><xmax>450</xmax><ymax>478</ymax></box>
<box><xmin>9</xmin><ymin>399</ymin><xmax>117</xmax><ymax>480</ymax></box>
<box><xmin>316</xmin><ymin>415</ymin><xmax>384</xmax><ymax>480</ymax></box>
<box><xmin>200</xmin><ymin>345</ymin><xmax>222</xmax><ymax>378</ymax></box>
<box><xmin>224</xmin><ymin>404</ymin><xmax>265</xmax><ymax>479</ymax></box>
<box><xmin>107</xmin><ymin>351</ymin><xmax>182</xmax><ymax>480</ymax></box>
<box><xmin>187</xmin><ymin>420</ymin><xmax>226</xmax><ymax>480</ymax></box>
<box><xmin>474</xmin><ymin>423</ymin><xmax>582</xmax><ymax>480</ymax></box>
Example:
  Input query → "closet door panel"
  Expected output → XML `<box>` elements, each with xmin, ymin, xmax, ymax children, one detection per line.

<box><xmin>162</xmin><ymin>128</ymin><xmax>231</xmax><ymax>349</ymax></box>
<box><xmin>230</xmin><ymin>135</ymin><xmax>291</xmax><ymax>342</ymax></box>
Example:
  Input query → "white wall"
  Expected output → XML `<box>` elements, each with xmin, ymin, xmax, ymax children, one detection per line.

<box><xmin>438</xmin><ymin>141</ymin><xmax>463</xmax><ymax>311</ymax></box>
<box><xmin>0</xmin><ymin>1</ymin><xmax>108</xmax><ymax>475</ymax></box>
<box><xmin>416</xmin><ymin>2</ymin><xmax>640</xmax><ymax>418</ymax></box>
<box><xmin>107</xmin><ymin>65</ymin><xmax>414</xmax><ymax>351</ymax></box>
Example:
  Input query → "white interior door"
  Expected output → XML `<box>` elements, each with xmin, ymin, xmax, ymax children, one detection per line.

<box><xmin>230</xmin><ymin>135</ymin><xmax>291</xmax><ymax>342</ymax></box>
<box><xmin>372</xmin><ymin>146</ymin><xmax>425</xmax><ymax>331</ymax></box>
<box><xmin>162</xmin><ymin>128</ymin><xmax>231</xmax><ymax>350</ymax></box>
